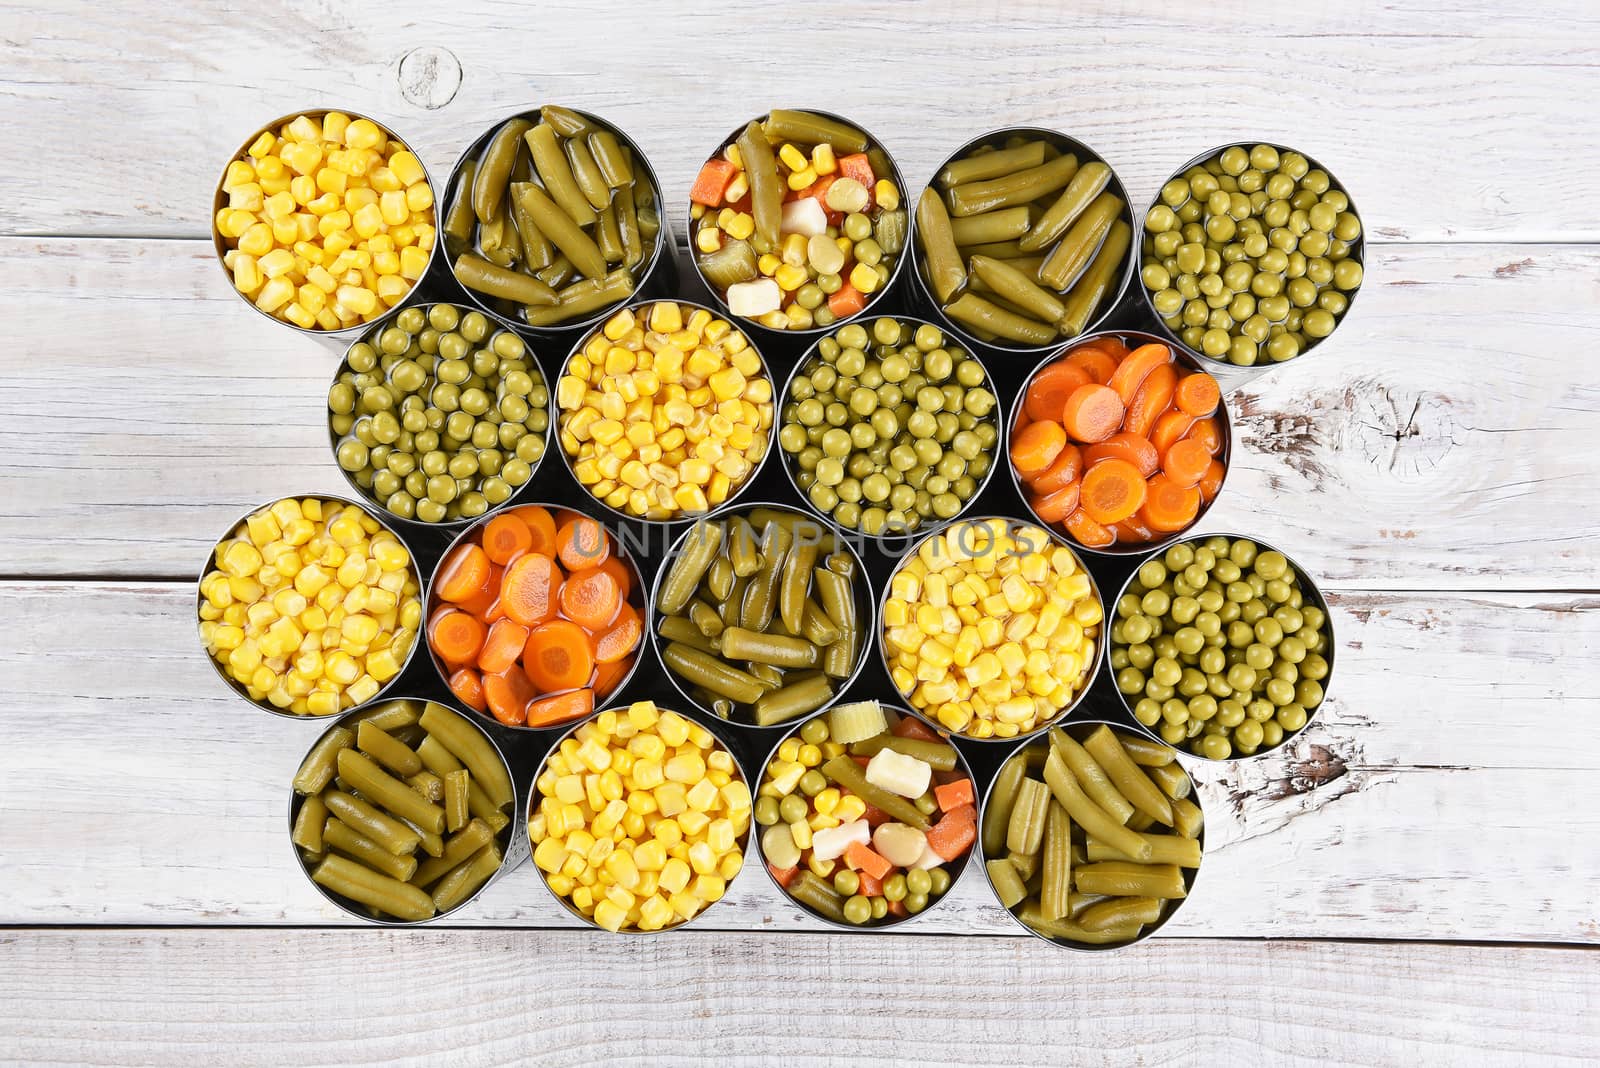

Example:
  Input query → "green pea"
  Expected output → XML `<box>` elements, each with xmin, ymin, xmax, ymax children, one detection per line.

<box><xmin>778</xmin><ymin>793</ymin><xmax>809</xmax><ymax>825</ymax></box>
<box><xmin>842</xmin><ymin>894</ymin><xmax>872</xmax><ymax>925</ymax></box>
<box><xmin>883</xmin><ymin>874</ymin><xmax>907</xmax><ymax>902</ymax></box>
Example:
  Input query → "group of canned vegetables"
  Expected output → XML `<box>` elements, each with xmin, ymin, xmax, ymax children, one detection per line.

<box><xmin>206</xmin><ymin>105</ymin><xmax>1353</xmax><ymax>946</ymax></box>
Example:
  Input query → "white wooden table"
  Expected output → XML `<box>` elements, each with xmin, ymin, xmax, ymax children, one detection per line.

<box><xmin>4</xmin><ymin>2</ymin><xmax>1599</xmax><ymax>1064</ymax></box>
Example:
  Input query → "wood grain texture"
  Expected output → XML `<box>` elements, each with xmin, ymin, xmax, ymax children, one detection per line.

<box><xmin>3</xmin><ymin>929</ymin><xmax>1597</xmax><ymax>1067</ymax></box>
<box><xmin>2</xmin><ymin>0</ymin><xmax>1597</xmax><ymax>241</ymax></box>
<box><xmin>4</xmin><ymin>581</ymin><xmax>1596</xmax><ymax>941</ymax></box>
<box><xmin>5</xmin><ymin>237</ymin><xmax>1596</xmax><ymax>585</ymax></box>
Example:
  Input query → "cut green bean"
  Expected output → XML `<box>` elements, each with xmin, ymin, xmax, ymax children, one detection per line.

<box><xmin>443</xmin><ymin>159</ymin><xmax>478</xmax><ymax>245</ymax></box>
<box><xmin>737</xmin><ymin>121</ymin><xmax>783</xmax><ymax>253</ymax></box>
<box><xmin>1085</xmin><ymin>833</ymin><xmax>1202</xmax><ymax>868</ymax></box>
<box><xmin>1082</xmin><ymin>725</ymin><xmax>1172</xmax><ymax>827</ymax></box>
<box><xmin>1018</xmin><ymin>902</ymin><xmax>1141</xmax><ymax>944</ymax></box>
<box><xmin>727</xmin><ymin>516</ymin><xmax>760</xmax><ymax>578</ymax></box>
<box><xmin>322</xmin><ymin>790</ymin><xmax>420</xmax><ymax>857</ymax></box>
<box><xmin>524</xmin><ymin>122</ymin><xmax>596</xmax><ymax>227</ymax></box>
<box><xmin>660</xmin><ymin>521</ymin><xmax>725</xmax><ymax>614</ymax></box>
<box><xmin>969</xmin><ymin>254</ymin><xmax>1066</xmax><ymax>324</ymax></box>
<box><xmin>1042</xmin><ymin>750</ymin><xmax>1152</xmax><ymax>862</ymax></box>
<box><xmin>780</xmin><ymin>538</ymin><xmax>818</xmax><ymax>634</ymax></box>
<box><xmin>338</xmin><ymin>749</ymin><xmax>445</xmax><ymax>835</ymax></box>
<box><xmin>514</xmin><ymin>183</ymin><xmax>605</xmax><ymax>281</ymax></box>
<box><xmin>356</xmin><ymin>720</ymin><xmax>422</xmax><ymax>778</ymax></box>
<box><xmin>720</xmin><ymin>627</ymin><xmax>819</xmax><ymax>669</ymax></box>
<box><xmin>943</xmin><ymin>292</ymin><xmax>1056</xmax><ymax>345</ymax></box>
<box><xmin>293</xmin><ymin>727</ymin><xmax>353</xmax><ymax>795</ymax></box>
<box><xmin>752</xmin><ymin>672</ymin><xmax>834</xmax><ymax>726</ymax></box>
<box><xmin>1039</xmin><ymin>800</ymin><xmax>1073</xmax><ymax>922</ymax></box>
<box><xmin>847</xmin><ymin>734</ymin><xmax>958</xmax><ymax>772</ymax></box>
<box><xmin>472</xmin><ymin>118</ymin><xmax>532</xmax><ymax>224</ymax></box>
<box><xmin>1074</xmin><ymin>861</ymin><xmax>1186</xmax><ymax>899</ymax></box>
<box><xmin>312</xmin><ymin>854</ymin><xmax>435</xmax><ymax>922</ymax></box>
<box><xmin>443</xmin><ymin>769</ymin><xmax>471</xmax><ymax>833</ymax></box>
<box><xmin>917</xmin><ymin>187</ymin><xmax>966</xmax><ymax>304</ymax></box>
<box><xmin>947</xmin><ymin>205</ymin><xmax>1033</xmax><ymax>246</ymax></box>
<box><xmin>947</xmin><ymin>154</ymin><xmax>1078</xmax><ymax>217</ymax></box>
<box><xmin>799</xmin><ymin>598</ymin><xmax>841</xmax><ymax>647</ymax></box>
<box><xmin>418</xmin><ymin>703</ymin><xmax>512</xmax><ymax>810</ymax></box>
<box><xmin>322</xmin><ymin>817</ymin><xmax>419</xmax><ymax>882</ymax></box>
<box><xmin>788</xmin><ymin>869</ymin><xmax>848</xmax><ymax>922</ymax></box>
<box><xmin>1047</xmin><ymin>728</ymin><xmax>1135</xmax><ymax>825</ymax></box>
<box><xmin>983</xmin><ymin>754</ymin><xmax>1027</xmax><ymax>856</ymax></box>
<box><xmin>406</xmin><ymin>770</ymin><xmax>444</xmax><ymax>803</ymax></box>
<box><xmin>431</xmin><ymin>844</ymin><xmax>502</xmax><ymax>913</ymax></box>
<box><xmin>412</xmin><ymin>819</ymin><xmax>496</xmax><ymax>888</ymax></box>
<box><xmin>1058</xmin><ymin>219</ymin><xmax>1131</xmax><ymax>337</ymax></box>
<box><xmin>763</xmin><ymin>109</ymin><xmax>869</xmax><ymax>153</ymax></box>
<box><xmin>1006</xmin><ymin>777</ymin><xmax>1050</xmax><ymax>855</ymax></box>
<box><xmin>739</xmin><ymin>521</ymin><xmax>791</xmax><ymax>631</ymax></box>
<box><xmin>1038</xmin><ymin>192</ymin><xmax>1123</xmax><ymax>292</ymax></box>
<box><xmin>1021</xmin><ymin>161</ymin><xmax>1112</xmax><ymax>252</ymax></box>
<box><xmin>588</xmin><ymin>130</ymin><xmax>633</xmax><ymax>189</ymax></box>
<box><xmin>662</xmin><ymin>642</ymin><xmax>765</xmax><ymax>704</ymax></box>
<box><xmin>938</xmin><ymin>141</ymin><xmax>1047</xmax><ymax>188</ymax></box>
<box><xmin>987</xmin><ymin>858</ymin><xmax>1027</xmax><ymax>909</ymax></box>
<box><xmin>658</xmin><ymin>614</ymin><xmax>718</xmax><ymax>653</ymax></box>
<box><xmin>820</xmin><ymin>755</ymin><xmax>931</xmax><ymax>831</ymax></box>
<box><xmin>539</xmin><ymin>105</ymin><xmax>590</xmax><ymax>137</ymax></box>
<box><xmin>1172</xmin><ymin>797</ymin><xmax>1204</xmax><ymax>839</ymax></box>
<box><xmin>291</xmin><ymin>794</ymin><xmax>327</xmax><ymax>853</ymax></box>
<box><xmin>564</xmin><ymin>135</ymin><xmax>612</xmax><ymax>211</ymax></box>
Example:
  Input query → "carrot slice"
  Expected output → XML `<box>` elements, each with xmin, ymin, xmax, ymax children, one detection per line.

<box><xmin>428</xmin><ymin>608</ymin><xmax>486</xmax><ymax>665</ymax></box>
<box><xmin>1028</xmin><ymin>442</ymin><xmax>1083</xmax><ymax>494</ymax></box>
<box><xmin>1106</xmin><ymin>343</ymin><xmax>1172</xmax><ymax>405</ymax></box>
<box><xmin>1140</xmin><ymin>473</ymin><xmax>1202</xmax><ymax>532</ymax></box>
<box><xmin>482</xmin><ymin>665</ymin><xmax>535</xmax><ymax>727</ymax></box>
<box><xmin>560</xmin><ymin>567</ymin><xmax>622</xmax><ymax>630</ymax></box>
<box><xmin>1198</xmin><ymin>458</ymin><xmax>1226</xmax><ymax>502</ymax></box>
<box><xmin>1064</xmin><ymin>346</ymin><xmax>1119</xmax><ymax>385</ymax></box>
<box><xmin>454</xmin><ymin>565</ymin><xmax>499</xmax><ymax>620</ymax></box>
<box><xmin>1023</xmin><ymin>361</ymin><xmax>1093</xmax><ymax>423</ymax></box>
<box><xmin>436</xmin><ymin>543</ymin><xmax>490</xmax><ymax>604</ymax></box>
<box><xmin>592</xmin><ymin>657</ymin><xmax>631</xmax><ymax>699</ymax></box>
<box><xmin>1084</xmin><ymin>432</ymin><xmax>1159</xmax><ymax>477</ymax></box>
<box><xmin>892</xmin><ymin>715</ymin><xmax>940</xmax><ymax>742</ymax></box>
<box><xmin>500</xmin><ymin>552</ymin><xmax>561</xmax><ymax>627</ymax></box>
<box><xmin>1124</xmin><ymin>363</ymin><xmax>1177</xmax><ymax>438</ymax></box>
<box><xmin>1150</xmin><ymin>409</ymin><xmax>1198</xmax><ymax>455</ymax></box>
<box><xmin>447</xmin><ymin>667</ymin><xmax>486</xmax><ymax>713</ymax></box>
<box><xmin>593</xmin><ymin>602</ymin><xmax>641</xmax><ymax>665</ymax></box>
<box><xmin>523</xmin><ymin>619</ymin><xmax>595</xmax><ymax>692</ymax></box>
<box><xmin>1010</xmin><ymin>420</ymin><xmax>1066</xmax><ymax>476</ymax></box>
<box><xmin>1061</xmin><ymin>384</ymin><xmax>1124</xmax><ymax>443</ymax></box>
<box><xmin>1174</xmin><ymin>371</ymin><xmax>1221</xmax><ymax>417</ymax></box>
<box><xmin>597</xmin><ymin>555</ymin><xmax>634</xmax><ymax>599</ymax></box>
<box><xmin>1113</xmin><ymin>515</ymin><xmax>1156</xmax><ymax>544</ymax></box>
<box><xmin>477</xmin><ymin>617</ymin><xmax>530</xmax><ymax>675</ymax></box>
<box><xmin>524</xmin><ymin>687</ymin><xmax>594</xmax><ymax>728</ymax></box>
<box><xmin>555</xmin><ymin>515</ymin><xmax>610</xmax><ymax>572</ymax></box>
<box><xmin>1029</xmin><ymin>482</ymin><xmax>1080</xmax><ymax>525</ymax></box>
<box><xmin>1080</xmin><ymin>458</ymin><xmax>1148</xmax><ymax>524</ymax></box>
<box><xmin>844</xmin><ymin>841</ymin><xmax>892</xmax><ymax>880</ymax></box>
<box><xmin>1064</xmin><ymin>508</ymin><xmax>1116</xmax><ymax>548</ymax></box>
<box><xmin>1185</xmin><ymin>416</ymin><xmax>1224</xmax><ymax>456</ymax></box>
<box><xmin>1162</xmin><ymin>437</ymin><xmax>1213</xmax><ymax>488</ymax></box>
<box><xmin>481</xmin><ymin>513</ymin><xmax>534</xmax><ymax>566</ymax></box>
<box><xmin>512</xmin><ymin>506</ymin><xmax>559</xmax><ymax>558</ymax></box>
<box><xmin>934</xmin><ymin>779</ymin><xmax>975</xmax><ymax>812</ymax></box>
<box><xmin>924</xmin><ymin>803</ymin><xmax>977</xmax><ymax>861</ymax></box>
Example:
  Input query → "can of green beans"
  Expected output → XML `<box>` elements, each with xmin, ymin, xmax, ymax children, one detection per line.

<box><xmin>421</xmin><ymin>501</ymin><xmax>653</xmax><ymax>734</ymax></box>
<box><xmin>649</xmin><ymin>500</ymin><xmax>877</xmax><ymax>731</ymax></box>
<box><xmin>211</xmin><ymin>108</ymin><xmax>445</xmax><ymax>346</ymax></box>
<box><xmin>547</xmin><ymin>297</ymin><xmax>779</xmax><ymax>529</ymax></box>
<box><xmin>1136</xmin><ymin>142</ymin><xmax>1366</xmax><ymax>374</ymax></box>
<box><xmin>906</xmin><ymin>126</ymin><xmax>1138</xmax><ymax>361</ymax></box>
<box><xmin>287</xmin><ymin>699</ymin><xmax>526</xmax><ymax>925</ymax></box>
<box><xmin>1105</xmin><ymin>532</ymin><xmax>1337</xmax><ymax>762</ymax></box>
<box><xmin>684</xmin><ymin>108</ymin><xmax>915</xmax><ymax>363</ymax></box>
<box><xmin>774</xmin><ymin>315</ymin><xmax>1006</xmax><ymax>541</ymax></box>
<box><xmin>978</xmin><ymin>719</ymin><xmax>1205</xmax><ymax>951</ymax></box>
<box><xmin>195</xmin><ymin>492</ymin><xmax>428</xmax><ymax>720</ymax></box>
<box><xmin>1005</xmin><ymin>329</ymin><xmax>1234</xmax><ymax>559</ymax></box>
<box><xmin>438</xmin><ymin>106</ymin><xmax>677</xmax><ymax>347</ymax></box>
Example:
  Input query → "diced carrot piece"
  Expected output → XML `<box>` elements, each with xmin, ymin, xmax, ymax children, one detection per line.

<box><xmin>523</xmin><ymin>619</ymin><xmax>595</xmax><ymax>692</ymax></box>
<box><xmin>436</xmin><ymin>543</ymin><xmax>490</xmax><ymax>604</ymax></box>
<box><xmin>1024</xmin><ymin>361</ymin><xmax>1093</xmax><ymax>423</ymax></box>
<box><xmin>1174</xmin><ymin>371</ymin><xmax>1221</xmax><ymax>417</ymax></box>
<box><xmin>1149</xmin><ymin>409</ymin><xmax>1197</xmax><ymax>455</ymax></box>
<box><xmin>1140</xmin><ymin>473</ymin><xmax>1202</xmax><ymax>532</ymax></box>
<box><xmin>1029</xmin><ymin>481</ymin><xmax>1080</xmax><ymax>525</ymax></box>
<box><xmin>1010</xmin><ymin>420</ymin><xmax>1066</xmax><ymax>476</ymax></box>
<box><xmin>768</xmin><ymin>863</ymin><xmax>799</xmax><ymax>890</ymax></box>
<box><xmin>855</xmin><ymin>869</ymin><xmax>884</xmax><ymax>898</ymax></box>
<box><xmin>555</xmin><ymin>515</ymin><xmax>610</xmax><ymax>572</ymax></box>
<box><xmin>837</xmin><ymin>153</ymin><xmax>875</xmax><ymax>188</ymax></box>
<box><xmin>844</xmin><ymin>841</ymin><xmax>892</xmax><ymax>881</ymax></box>
<box><xmin>1106</xmin><ymin>343</ymin><xmax>1172</xmax><ymax>405</ymax></box>
<box><xmin>859</xmin><ymin>802</ymin><xmax>892</xmax><ymax>827</ymax></box>
<box><xmin>924</xmin><ymin>803</ymin><xmax>977</xmax><ymax>861</ymax></box>
<box><xmin>1161</xmin><ymin>437</ymin><xmax>1212</xmax><ymax>488</ymax></box>
<box><xmin>512</xmin><ymin>507</ymin><xmax>559</xmax><ymax>558</ymax></box>
<box><xmin>892</xmin><ymin>715</ymin><xmax>940</xmax><ymax>742</ymax></box>
<box><xmin>428</xmin><ymin>608</ymin><xmax>486</xmax><ymax>665</ymax></box>
<box><xmin>1064</xmin><ymin>346</ymin><xmax>1119</xmax><ymax>386</ymax></box>
<box><xmin>1185</xmin><ymin>416</ymin><xmax>1224</xmax><ymax>456</ymax></box>
<box><xmin>1028</xmin><ymin>442</ymin><xmax>1083</xmax><ymax>494</ymax></box>
<box><xmin>827</xmin><ymin>283</ymin><xmax>867</xmax><ymax>320</ymax></box>
<box><xmin>690</xmin><ymin>158</ymin><xmax>738</xmax><ymax>207</ymax></box>
<box><xmin>887</xmin><ymin>899</ymin><xmax>908</xmax><ymax>917</ymax></box>
<box><xmin>934</xmin><ymin>779</ymin><xmax>975</xmax><ymax>812</ymax></box>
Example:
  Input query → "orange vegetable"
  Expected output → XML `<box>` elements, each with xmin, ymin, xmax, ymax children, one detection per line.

<box><xmin>844</xmin><ymin>841</ymin><xmax>892</xmax><ymax>881</ymax></box>
<box><xmin>1064</xmin><ymin>346</ymin><xmax>1119</xmax><ymax>386</ymax></box>
<box><xmin>482</xmin><ymin>665</ymin><xmax>535</xmax><ymax>727</ymax></box>
<box><xmin>1064</xmin><ymin>508</ymin><xmax>1115</xmax><ymax>548</ymax></box>
<box><xmin>448</xmin><ymin>667</ymin><xmax>486</xmax><ymax>712</ymax></box>
<box><xmin>1149</xmin><ymin>409</ymin><xmax>1197</xmax><ymax>455</ymax></box>
<box><xmin>886</xmin><ymin>899</ymin><xmax>908</xmax><ymax>918</ymax></box>
<box><xmin>1140</xmin><ymin>473</ymin><xmax>1202</xmax><ymax>532</ymax></box>
<box><xmin>923</xmin><ymin>803</ymin><xmax>977</xmax><ymax>861</ymax></box>
<box><xmin>1113</xmin><ymin>515</ymin><xmax>1156</xmax><ymax>544</ymax></box>
<box><xmin>596</xmin><ymin>555</ymin><xmax>633</xmax><ymax>599</ymax></box>
<box><xmin>559</xmin><ymin>567</ymin><xmax>622</xmax><ymax>630</ymax></box>
<box><xmin>428</xmin><ymin>608</ymin><xmax>486</xmax><ymax>665</ymax></box>
<box><xmin>524</xmin><ymin>687</ymin><xmax>594</xmax><ymax>728</ymax></box>
<box><xmin>1198</xmin><ymin>458</ymin><xmax>1226</xmax><ymax>502</ymax></box>
<box><xmin>1106</xmin><ymin>343</ymin><xmax>1172</xmax><ymax>405</ymax></box>
<box><xmin>593</xmin><ymin>602</ymin><xmax>641</xmax><ymax>665</ymax></box>
<box><xmin>481</xmin><ymin>513</ymin><xmax>533</xmax><ymax>566</ymax></box>
<box><xmin>934</xmin><ymin>779</ymin><xmax>975</xmax><ymax>812</ymax></box>
<box><xmin>1080</xmin><ymin>458</ymin><xmax>1147</xmax><ymax>524</ymax></box>
<box><xmin>500</xmin><ymin>552</ymin><xmax>561</xmax><ymax>627</ymax></box>
<box><xmin>452</xmin><ymin>565</ymin><xmax>499</xmax><ymax>621</ymax></box>
<box><xmin>523</xmin><ymin>619</ymin><xmax>595</xmax><ymax>692</ymax></box>
<box><xmin>1185</xmin><ymin>416</ymin><xmax>1224</xmax><ymax>456</ymax></box>
<box><xmin>1174</xmin><ymin>371</ymin><xmax>1221</xmax><ymax>417</ymax></box>
<box><xmin>837</xmin><ymin>153</ymin><xmax>875</xmax><ymax>188</ymax></box>
<box><xmin>827</xmin><ymin>283</ymin><xmax>866</xmax><ymax>320</ymax></box>
<box><xmin>591</xmin><ymin>657</ymin><xmax>631</xmax><ymax>698</ymax></box>
<box><xmin>555</xmin><ymin>515</ymin><xmax>610</xmax><ymax>572</ymax></box>
<box><xmin>511</xmin><ymin>506</ymin><xmax>559</xmax><ymax>558</ymax></box>
<box><xmin>768</xmin><ymin>863</ymin><xmax>799</xmax><ymax>890</ymax></box>
<box><xmin>477</xmin><ymin>617</ymin><xmax>530</xmax><ymax>676</ymax></box>
<box><xmin>1009</xmin><ymin>420</ymin><xmax>1066</xmax><ymax>476</ymax></box>
<box><xmin>1023</xmin><ymin>361</ymin><xmax>1093</xmax><ymax>423</ymax></box>
<box><xmin>855</xmin><ymin>869</ymin><xmax>884</xmax><ymax>898</ymax></box>
<box><xmin>1162</xmin><ymin>437</ymin><xmax>1212</xmax><ymax>488</ymax></box>
<box><xmin>1084</xmin><ymin>432</ymin><xmax>1159</xmax><ymax>477</ymax></box>
<box><xmin>1028</xmin><ymin>442</ymin><xmax>1083</xmax><ymax>494</ymax></box>
<box><xmin>436</xmin><ymin>543</ymin><xmax>490</xmax><ymax>604</ymax></box>
<box><xmin>892</xmin><ymin>716</ymin><xmax>940</xmax><ymax>742</ymax></box>
<box><xmin>1029</xmin><ymin>481</ymin><xmax>1080</xmax><ymax>524</ymax></box>
<box><xmin>689</xmin><ymin>158</ymin><xmax>738</xmax><ymax>207</ymax></box>
<box><xmin>859</xmin><ymin>802</ymin><xmax>892</xmax><ymax>827</ymax></box>
<box><xmin>1123</xmin><ymin>362</ymin><xmax>1177</xmax><ymax>438</ymax></box>
<box><xmin>1061</xmin><ymin>383</ymin><xmax>1124</xmax><ymax>443</ymax></box>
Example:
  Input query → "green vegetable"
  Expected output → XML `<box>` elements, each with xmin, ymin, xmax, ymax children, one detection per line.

<box><xmin>312</xmin><ymin>854</ymin><xmax>435</xmax><ymax>923</ymax></box>
<box><xmin>946</xmin><ymin>154</ymin><xmax>1079</xmax><ymax>217</ymax></box>
<box><xmin>819</xmin><ymin>755</ymin><xmax>931</xmax><ymax>831</ymax></box>
<box><xmin>1006</xmin><ymin>778</ymin><xmax>1050</xmax><ymax>855</ymax></box>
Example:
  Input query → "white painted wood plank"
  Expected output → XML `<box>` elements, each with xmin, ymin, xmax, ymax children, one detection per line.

<box><xmin>3</xmin><ymin>237</ymin><xmax>1595</xmax><ymax>587</ymax></box>
<box><xmin>3</xmin><ymin>581</ymin><xmax>1596</xmax><ymax>941</ymax></box>
<box><xmin>2</xmin><ymin>0</ymin><xmax>1598</xmax><ymax>241</ymax></box>
<box><xmin>3</xmin><ymin>929</ymin><xmax>1596</xmax><ymax>1067</ymax></box>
